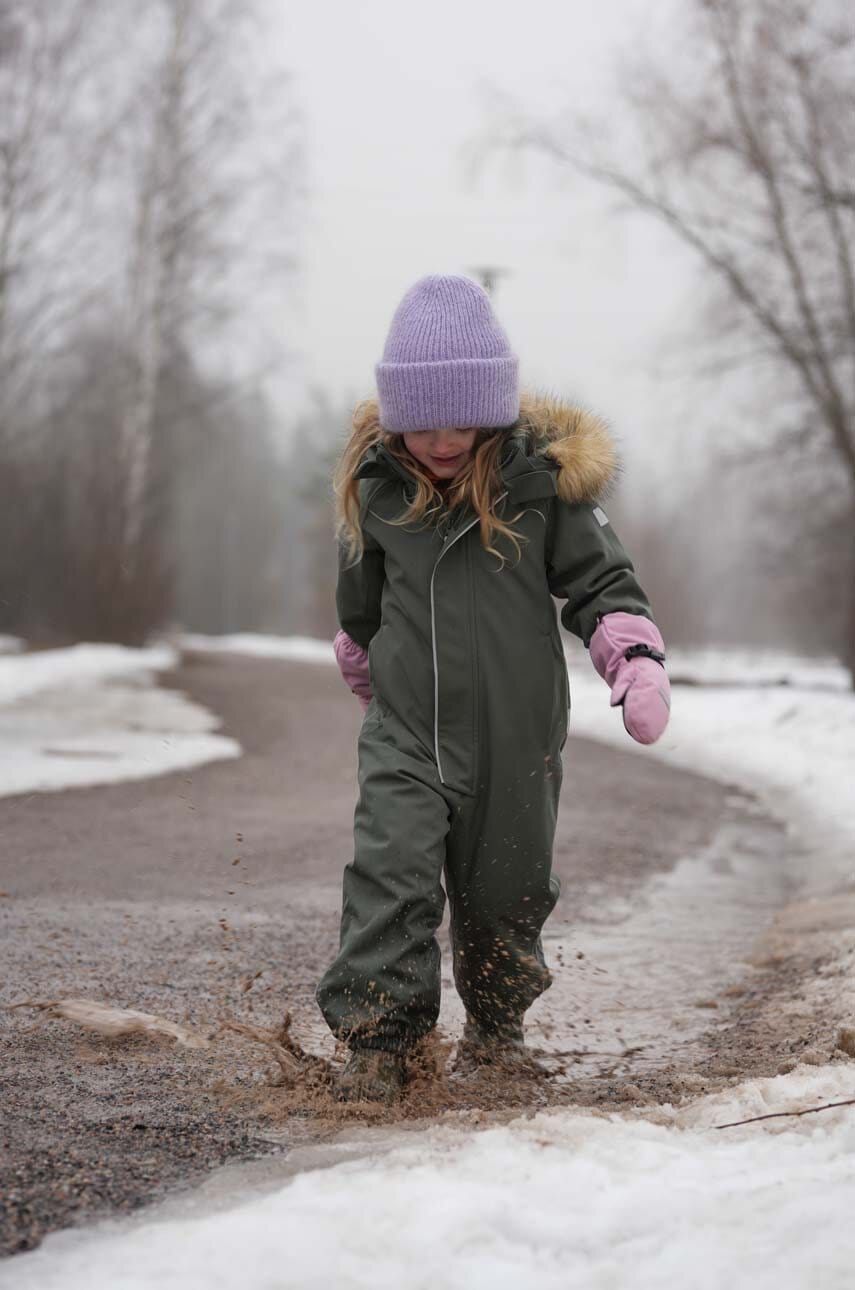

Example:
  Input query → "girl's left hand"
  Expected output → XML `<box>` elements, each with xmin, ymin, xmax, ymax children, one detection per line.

<box><xmin>589</xmin><ymin>611</ymin><xmax>671</xmax><ymax>745</ymax></box>
<box><xmin>609</xmin><ymin>655</ymin><xmax>671</xmax><ymax>745</ymax></box>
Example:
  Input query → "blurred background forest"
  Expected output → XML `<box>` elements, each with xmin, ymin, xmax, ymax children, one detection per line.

<box><xmin>0</xmin><ymin>0</ymin><xmax>852</xmax><ymax>680</ymax></box>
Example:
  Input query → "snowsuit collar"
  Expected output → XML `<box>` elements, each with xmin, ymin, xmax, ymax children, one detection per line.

<box><xmin>352</xmin><ymin>392</ymin><xmax>618</xmax><ymax>506</ymax></box>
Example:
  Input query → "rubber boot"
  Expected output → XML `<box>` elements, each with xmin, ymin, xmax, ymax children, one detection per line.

<box><xmin>334</xmin><ymin>1049</ymin><xmax>407</xmax><ymax>1105</ymax></box>
<box><xmin>453</xmin><ymin>1014</ymin><xmax>526</xmax><ymax>1072</ymax></box>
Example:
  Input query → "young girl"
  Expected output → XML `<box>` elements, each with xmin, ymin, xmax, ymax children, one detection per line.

<box><xmin>317</xmin><ymin>274</ymin><xmax>670</xmax><ymax>1104</ymax></box>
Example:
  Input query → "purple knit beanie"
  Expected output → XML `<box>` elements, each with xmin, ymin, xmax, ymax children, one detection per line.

<box><xmin>375</xmin><ymin>274</ymin><xmax>520</xmax><ymax>432</ymax></box>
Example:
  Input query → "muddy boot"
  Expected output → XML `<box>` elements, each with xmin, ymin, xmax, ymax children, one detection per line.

<box><xmin>453</xmin><ymin>1014</ymin><xmax>530</xmax><ymax>1074</ymax></box>
<box><xmin>334</xmin><ymin>1049</ymin><xmax>407</xmax><ymax>1105</ymax></box>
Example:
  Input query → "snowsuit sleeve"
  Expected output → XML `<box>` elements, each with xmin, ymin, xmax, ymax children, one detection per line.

<box><xmin>335</xmin><ymin>523</ymin><xmax>385</xmax><ymax>652</ymax></box>
<box><xmin>545</xmin><ymin>498</ymin><xmax>654</xmax><ymax>648</ymax></box>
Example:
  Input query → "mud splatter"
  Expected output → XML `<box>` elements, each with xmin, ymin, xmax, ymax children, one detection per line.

<box><xmin>7</xmin><ymin>998</ymin><xmax>211</xmax><ymax>1049</ymax></box>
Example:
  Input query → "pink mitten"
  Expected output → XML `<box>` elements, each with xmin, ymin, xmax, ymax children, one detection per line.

<box><xmin>333</xmin><ymin>629</ymin><xmax>373</xmax><ymax>711</ymax></box>
<box><xmin>589</xmin><ymin>612</ymin><xmax>670</xmax><ymax>745</ymax></box>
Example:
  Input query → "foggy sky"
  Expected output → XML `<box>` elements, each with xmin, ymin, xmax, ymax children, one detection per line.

<box><xmin>268</xmin><ymin>0</ymin><xmax>700</xmax><ymax>487</ymax></box>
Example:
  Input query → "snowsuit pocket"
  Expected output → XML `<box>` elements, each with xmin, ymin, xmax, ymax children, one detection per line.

<box><xmin>533</xmin><ymin>631</ymin><xmax>570</xmax><ymax>753</ymax></box>
<box><xmin>359</xmin><ymin>694</ymin><xmax>386</xmax><ymax>738</ymax></box>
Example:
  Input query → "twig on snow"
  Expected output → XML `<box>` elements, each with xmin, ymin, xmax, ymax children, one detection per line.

<box><xmin>715</xmin><ymin>1097</ymin><xmax>855</xmax><ymax>1130</ymax></box>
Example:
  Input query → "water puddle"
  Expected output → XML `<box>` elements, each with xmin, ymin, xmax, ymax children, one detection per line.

<box><xmin>527</xmin><ymin>798</ymin><xmax>797</xmax><ymax>1074</ymax></box>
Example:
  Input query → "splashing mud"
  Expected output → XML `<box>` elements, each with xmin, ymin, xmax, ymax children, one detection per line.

<box><xmin>8</xmin><ymin>999</ymin><xmax>211</xmax><ymax>1049</ymax></box>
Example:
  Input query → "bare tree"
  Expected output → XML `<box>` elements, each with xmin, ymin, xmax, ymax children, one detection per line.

<box><xmin>118</xmin><ymin>0</ymin><xmax>281</xmax><ymax>578</ymax></box>
<box><xmin>477</xmin><ymin>0</ymin><xmax>855</xmax><ymax>679</ymax></box>
<box><xmin>0</xmin><ymin>0</ymin><xmax>303</xmax><ymax>644</ymax></box>
<box><xmin>0</xmin><ymin>0</ymin><xmax>110</xmax><ymax>426</ymax></box>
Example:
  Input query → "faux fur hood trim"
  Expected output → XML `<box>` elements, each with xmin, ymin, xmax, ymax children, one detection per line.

<box><xmin>516</xmin><ymin>392</ymin><xmax>619</xmax><ymax>504</ymax></box>
<box><xmin>354</xmin><ymin>391</ymin><xmax>619</xmax><ymax>504</ymax></box>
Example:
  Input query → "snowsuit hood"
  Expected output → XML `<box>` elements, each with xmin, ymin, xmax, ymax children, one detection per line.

<box><xmin>352</xmin><ymin>392</ymin><xmax>620</xmax><ymax>506</ymax></box>
<box><xmin>514</xmin><ymin>393</ymin><xmax>619</xmax><ymax>504</ymax></box>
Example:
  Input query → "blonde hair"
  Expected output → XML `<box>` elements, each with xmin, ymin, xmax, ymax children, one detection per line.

<box><xmin>334</xmin><ymin>399</ymin><xmax>527</xmax><ymax>568</ymax></box>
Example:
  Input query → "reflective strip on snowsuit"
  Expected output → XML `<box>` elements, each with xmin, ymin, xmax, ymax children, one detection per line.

<box><xmin>316</xmin><ymin>426</ymin><xmax>654</xmax><ymax>1052</ymax></box>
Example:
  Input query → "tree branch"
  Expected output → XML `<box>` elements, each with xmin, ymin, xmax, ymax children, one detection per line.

<box><xmin>708</xmin><ymin>0</ymin><xmax>851</xmax><ymax>467</ymax></box>
<box><xmin>715</xmin><ymin>1096</ymin><xmax>855</xmax><ymax>1130</ymax></box>
<box><xmin>792</xmin><ymin>52</ymin><xmax>855</xmax><ymax>372</ymax></box>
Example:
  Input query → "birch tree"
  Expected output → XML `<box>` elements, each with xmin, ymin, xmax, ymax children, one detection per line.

<box><xmin>120</xmin><ymin>0</ymin><xmax>240</xmax><ymax>576</ymax></box>
<box><xmin>0</xmin><ymin>0</ymin><xmax>301</xmax><ymax>643</ymax></box>
<box><xmin>111</xmin><ymin>0</ymin><xmax>301</xmax><ymax>630</ymax></box>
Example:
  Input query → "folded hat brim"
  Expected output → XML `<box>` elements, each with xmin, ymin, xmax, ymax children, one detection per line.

<box><xmin>376</xmin><ymin>357</ymin><xmax>519</xmax><ymax>431</ymax></box>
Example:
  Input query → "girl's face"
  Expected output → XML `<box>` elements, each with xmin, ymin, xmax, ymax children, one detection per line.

<box><xmin>402</xmin><ymin>427</ymin><xmax>478</xmax><ymax>481</ymax></box>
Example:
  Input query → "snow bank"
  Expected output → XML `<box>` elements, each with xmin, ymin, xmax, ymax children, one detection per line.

<box><xmin>6</xmin><ymin>1065</ymin><xmax>854</xmax><ymax>1290</ymax></box>
<box><xmin>664</xmin><ymin>646</ymin><xmax>849</xmax><ymax>692</ymax></box>
<box><xmin>564</xmin><ymin>655</ymin><xmax>855</xmax><ymax>892</ymax></box>
<box><xmin>0</xmin><ymin>644</ymin><xmax>239</xmax><ymax>797</ymax></box>
<box><xmin>0</xmin><ymin>643</ymin><xmax>176</xmax><ymax>705</ymax></box>
<box><xmin>180</xmin><ymin>633</ymin><xmax>335</xmax><ymax>663</ymax></box>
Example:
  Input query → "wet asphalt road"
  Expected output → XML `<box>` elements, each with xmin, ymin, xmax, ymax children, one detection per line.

<box><xmin>0</xmin><ymin>650</ymin><xmax>803</xmax><ymax>1256</ymax></box>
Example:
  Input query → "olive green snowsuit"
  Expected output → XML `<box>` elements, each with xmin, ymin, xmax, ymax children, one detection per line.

<box><xmin>316</xmin><ymin>395</ymin><xmax>654</xmax><ymax>1052</ymax></box>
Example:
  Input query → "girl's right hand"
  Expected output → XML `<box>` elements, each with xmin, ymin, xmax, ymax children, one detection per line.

<box><xmin>333</xmin><ymin>629</ymin><xmax>374</xmax><ymax>708</ymax></box>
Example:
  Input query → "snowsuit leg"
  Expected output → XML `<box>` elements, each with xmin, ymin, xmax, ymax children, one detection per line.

<box><xmin>316</xmin><ymin>703</ymin><xmax>451</xmax><ymax>1052</ymax></box>
<box><xmin>445</xmin><ymin>753</ymin><xmax>562</xmax><ymax>1029</ymax></box>
<box><xmin>316</xmin><ymin>702</ymin><xmax>562</xmax><ymax>1051</ymax></box>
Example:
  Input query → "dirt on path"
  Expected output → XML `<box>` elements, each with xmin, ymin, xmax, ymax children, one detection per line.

<box><xmin>0</xmin><ymin>651</ymin><xmax>848</xmax><ymax>1257</ymax></box>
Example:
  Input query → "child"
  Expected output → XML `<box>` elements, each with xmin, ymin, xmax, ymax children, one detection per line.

<box><xmin>317</xmin><ymin>274</ymin><xmax>670</xmax><ymax>1104</ymax></box>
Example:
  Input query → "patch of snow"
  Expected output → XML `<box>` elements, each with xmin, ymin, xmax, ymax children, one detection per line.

<box><xmin>6</xmin><ymin>1065</ymin><xmax>855</xmax><ymax>1290</ymax></box>
<box><xmin>0</xmin><ymin>644</ymin><xmax>239</xmax><ymax>797</ymax></box>
<box><xmin>563</xmin><ymin>657</ymin><xmax>855</xmax><ymax>893</ymax></box>
<box><xmin>665</xmin><ymin>646</ymin><xmax>849</xmax><ymax>692</ymax></box>
<box><xmin>0</xmin><ymin>634</ymin><xmax>23</xmax><ymax>654</ymax></box>
<box><xmin>0</xmin><ymin>643</ymin><xmax>177</xmax><ymax>705</ymax></box>
<box><xmin>179</xmin><ymin>633</ymin><xmax>334</xmax><ymax>663</ymax></box>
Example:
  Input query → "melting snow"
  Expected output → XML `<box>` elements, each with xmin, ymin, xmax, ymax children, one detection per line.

<box><xmin>0</xmin><ymin>644</ymin><xmax>239</xmax><ymax>797</ymax></box>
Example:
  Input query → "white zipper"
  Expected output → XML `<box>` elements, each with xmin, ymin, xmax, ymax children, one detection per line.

<box><xmin>429</xmin><ymin>490</ymin><xmax>508</xmax><ymax>785</ymax></box>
